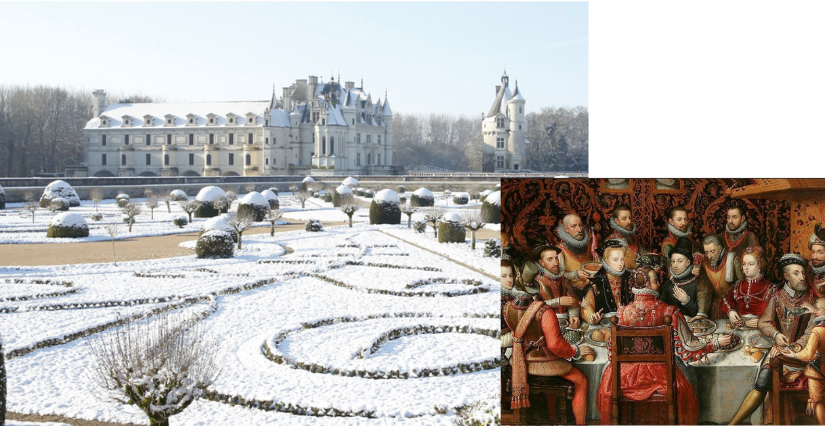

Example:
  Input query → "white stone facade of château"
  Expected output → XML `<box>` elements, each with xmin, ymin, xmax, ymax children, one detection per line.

<box><xmin>82</xmin><ymin>75</ymin><xmax>396</xmax><ymax>177</ymax></box>
<box><xmin>481</xmin><ymin>71</ymin><xmax>529</xmax><ymax>172</ymax></box>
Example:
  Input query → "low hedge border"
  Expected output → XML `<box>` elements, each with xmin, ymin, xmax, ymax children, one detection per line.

<box><xmin>309</xmin><ymin>272</ymin><xmax>489</xmax><ymax>298</ymax></box>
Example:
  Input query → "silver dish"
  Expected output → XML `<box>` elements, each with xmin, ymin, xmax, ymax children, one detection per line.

<box><xmin>748</xmin><ymin>333</ymin><xmax>774</xmax><ymax>350</ymax></box>
<box><xmin>584</xmin><ymin>328</ymin><xmax>609</xmax><ymax>347</ymax></box>
<box><xmin>562</xmin><ymin>328</ymin><xmax>584</xmax><ymax>346</ymax></box>
<box><xmin>688</xmin><ymin>318</ymin><xmax>717</xmax><ymax>336</ymax></box>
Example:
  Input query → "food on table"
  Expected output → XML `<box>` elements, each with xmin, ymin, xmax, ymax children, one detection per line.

<box><xmin>583</xmin><ymin>353</ymin><xmax>595</xmax><ymax>362</ymax></box>
<box><xmin>591</xmin><ymin>329</ymin><xmax>604</xmax><ymax>342</ymax></box>
<box><xmin>582</xmin><ymin>262</ymin><xmax>601</xmax><ymax>276</ymax></box>
<box><xmin>563</xmin><ymin>329</ymin><xmax>583</xmax><ymax>345</ymax></box>
<box><xmin>743</xmin><ymin>345</ymin><xmax>752</xmax><ymax>356</ymax></box>
<box><xmin>751</xmin><ymin>351</ymin><xmax>764</xmax><ymax>363</ymax></box>
<box><xmin>717</xmin><ymin>334</ymin><xmax>741</xmax><ymax>351</ymax></box>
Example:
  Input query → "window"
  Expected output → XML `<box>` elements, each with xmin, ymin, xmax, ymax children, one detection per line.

<box><xmin>312</xmin><ymin>112</ymin><xmax>319</xmax><ymax>123</ymax></box>
<box><xmin>321</xmin><ymin>118</ymin><xmax>325</xmax><ymax>126</ymax></box>
<box><xmin>497</xmin><ymin>156</ymin><xmax>504</xmax><ymax>168</ymax></box>
<box><xmin>265</xmin><ymin>158</ymin><xmax>269</xmax><ymax>165</ymax></box>
<box><xmin>519</xmin><ymin>125</ymin><xmax>522</xmax><ymax>130</ymax></box>
<box><xmin>356</xmin><ymin>153</ymin><xmax>361</xmax><ymax>166</ymax></box>
<box><xmin>125</xmin><ymin>135</ymin><xmax>130</xmax><ymax>145</ymax></box>
<box><xmin>210</xmin><ymin>118</ymin><xmax>214</xmax><ymax>124</ymax></box>
<box><xmin>229</xmin><ymin>117</ymin><xmax>234</xmax><ymax>124</ymax></box>
<box><xmin>272</xmin><ymin>137</ymin><xmax>276</xmax><ymax>145</ymax></box>
<box><xmin>189</xmin><ymin>153</ymin><xmax>194</xmax><ymax>165</ymax></box>
<box><xmin>496</xmin><ymin>137</ymin><xmax>505</xmax><ymax>149</ymax></box>
<box><xmin>228</xmin><ymin>134</ymin><xmax>233</xmax><ymax>145</ymax></box>
<box><xmin>121</xmin><ymin>154</ymin><xmax>126</xmax><ymax>165</ymax></box>
<box><xmin>245</xmin><ymin>154</ymin><xmax>251</xmax><ymax>166</ymax></box>
<box><xmin>312</xmin><ymin>134</ymin><xmax>315</xmax><ymax>143</ymax></box>
<box><xmin>378</xmin><ymin>135</ymin><xmax>381</xmax><ymax>145</ymax></box>
<box><xmin>273</xmin><ymin>157</ymin><xmax>276</xmax><ymax>165</ymax></box>
<box><xmin>146</xmin><ymin>154</ymin><xmax>151</xmax><ymax>165</ymax></box>
<box><xmin>248</xmin><ymin>133</ymin><xmax>253</xmax><ymax>144</ymax></box>
<box><xmin>514</xmin><ymin>164</ymin><xmax>519</xmax><ymax>170</ymax></box>
<box><xmin>265</xmin><ymin>137</ymin><xmax>269</xmax><ymax>145</ymax></box>
<box><xmin>496</xmin><ymin>118</ymin><xmax>505</xmax><ymax>128</ymax></box>
<box><xmin>146</xmin><ymin>134</ymin><xmax>151</xmax><ymax>146</ymax></box>
<box><xmin>357</xmin><ymin>133</ymin><xmax>361</xmax><ymax>143</ymax></box>
<box><xmin>377</xmin><ymin>154</ymin><xmax>381</xmax><ymax>165</ymax></box>
<box><xmin>206</xmin><ymin>154</ymin><xmax>212</xmax><ymax>166</ymax></box>
<box><xmin>164</xmin><ymin>154</ymin><xmax>169</xmax><ymax>166</ymax></box>
<box><xmin>102</xmin><ymin>154</ymin><xmax>107</xmax><ymax>165</ymax></box>
<box><xmin>265</xmin><ymin>120</ymin><xmax>269</xmax><ymax>126</ymax></box>
<box><xmin>102</xmin><ymin>135</ymin><xmax>107</xmax><ymax>146</ymax></box>
<box><xmin>352</xmin><ymin>119</ymin><xmax>355</xmax><ymax>125</ymax></box>
<box><xmin>367</xmin><ymin>153</ymin><xmax>371</xmax><ymax>165</ymax></box>
<box><xmin>519</xmin><ymin>107</ymin><xmax>522</xmax><ymax>113</ymax></box>
<box><xmin>229</xmin><ymin>153</ymin><xmax>234</xmax><ymax>165</ymax></box>
<box><xmin>366</xmin><ymin>135</ymin><xmax>371</xmax><ymax>144</ymax></box>
<box><xmin>167</xmin><ymin>119</ymin><xmax>172</xmax><ymax>124</ymax></box>
<box><xmin>322</xmin><ymin>136</ymin><xmax>326</xmax><ymax>155</ymax></box>
<box><xmin>189</xmin><ymin>118</ymin><xmax>193</xmax><ymax>124</ymax></box>
<box><xmin>167</xmin><ymin>134</ymin><xmax>172</xmax><ymax>145</ymax></box>
<box><xmin>330</xmin><ymin>137</ymin><xmax>334</xmax><ymax>155</ymax></box>
<box><xmin>189</xmin><ymin>134</ymin><xmax>194</xmax><ymax>145</ymax></box>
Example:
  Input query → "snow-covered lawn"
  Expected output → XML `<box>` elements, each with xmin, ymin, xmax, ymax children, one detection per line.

<box><xmin>3</xmin><ymin>223</ymin><xmax>501</xmax><ymax>424</ymax></box>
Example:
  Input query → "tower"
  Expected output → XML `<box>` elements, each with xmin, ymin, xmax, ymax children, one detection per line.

<box><xmin>382</xmin><ymin>90</ymin><xmax>393</xmax><ymax>166</ymax></box>
<box><xmin>507</xmin><ymin>80</ymin><xmax>527</xmax><ymax>170</ymax></box>
<box><xmin>92</xmin><ymin>89</ymin><xmax>107</xmax><ymax>117</ymax></box>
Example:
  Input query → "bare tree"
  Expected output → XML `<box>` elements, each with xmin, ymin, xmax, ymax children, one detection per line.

<box><xmin>87</xmin><ymin>312</ymin><xmax>221</xmax><ymax>426</ymax></box>
<box><xmin>122</xmin><ymin>203</ymin><xmax>142</xmax><ymax>232</ymax></box>
<box><xmin>163</xmin><ymin>194</ymin><xmax>174</xmax><ymax>213</ymax></box>
<box><xmin>225</xmin><ymin>191</ymin><xmax>238</xmax><ymax>205</ymax></box>
<box><xmin>48</xmin><ymin>198</ymin><xmax>67</xmax><ymax>214</ymax></box>
<box><xmin>289</xmin><ymin>185</ymin><xmax>299</xmax><ymax>196</ymax></box>
<box><xmin>339</xmin><ymin>203</ymin><xmax>359</xmax><ymax>228</ymax></box>
<box><xmin>444</xmin><ymin>190</ymin><xmax>451</xmax><ymax>207</ymax></box>
<box><xmin>90</xmin><ymin>189</ymin><xmax>103</xmax><ymax>212</ymax></box>
<box><xmin>423</xmin><ymin>207</ymin><xmax>445</xmax><ymax>239</ymax></box>
<box><xmin>23</xmin><ymin>197</ymin><xmax>39</xmax><ymax>223</ymax></box>
<box><xmin>268</xmin><ymin>209</ymin><xmax>283</xmax><ymax>237</ymax></box>
<box><xmin>104</xmin><ymin>223</ymin><xmax>120</xmax><ymax>265</ymax></box>
<box><xmin>227</xmin><ymin>211</ymin><xmax>254</xmax><ymax>249</ymax></box>
<box><xmin>400</xmin><ymin>206</ymin><xmax>417</xmax><ymax>229</ymax></box>
<box><xmin>461</xmin><ymin>211</ymin><xmax>485</xmax><ymax>250</ymax></box>
<box><xmin>145</xmin><ymin>197</ymin><xmax>159</xmax><ymax>220</ymax></box>
<box><xmin>213</xmin><ymin>195</ymin><xmax>230</xmax><ymax>215</ymax></box>
<box><xmin>179</xmin><ymin>200</ymin><xmax>200</xmax><ymax>222</ymax></box>
<box><xmin>295</xmin><ymin>192</ymin><xmax>311</xmax><ymax>209</ymax></box>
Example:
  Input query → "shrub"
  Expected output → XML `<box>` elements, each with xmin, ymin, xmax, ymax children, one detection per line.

<box><xmin>47</xmin><ymin>213</ymin><xmax>89</xmax><ymax>238</ymax></box>
<box><xmin>194</xmin><ymin>186</ymin><xmax>227</xmax><ymax>218</ymax></box>
<box><xmin>196</xmin><ymin>229</ymin><xmax>235</xmax><ymax>258</ymax></box>
<box><xmin>356</xmin><ymin>188</ymin><xmax>365</xmax><ymax>197</ymax></box>
<box><xmin>410</xmin><ymin>188</ymin><xmax>434</xmax><ymax>207</ymax></box>
<box><xmin>116</xmin><ymin>194</ymin><xmax>130</xmax><ymax>208</ymax></box>
<box><xmin>484</xmin><ymin>239</ymin><xmax>502</xmax><ymax>258</ymax></box>
<box><xmin>300</xmin><ymin>176</ymin><xmax>315</xmax><ymax>193</ymax></box>
<box><xmin>173</xmin><ymin>215</ymin><xmax>188</xmax><ymax>228</ymax></box>
<box><xmin>438</xmin><ymin>213</ymin><xmax>466</xmax><ymax>243</ymax></box>
<box><xmin>40</xmin><ymin>180</ymin><xmax>80</xmax><ymax>207</ymax></box>
<box><xmin>324</xmin><ymin>192</ymin><xmax>333</xmax><ymax>203</ymax></box>
<box><xmin>453</xmin><ymin>193</ymin><xmax>470</xmax><ymax>205</ymax></box>
<box><xmin>122</xmin><ymin>215</ymin><xmax>136</xmax><ymax>224</ymax></box>
<box><xmin>364</xmin><ymin>190</ymin><xmax>374</xmax><ymax>199</ymax></box>
<box><xmin>199</xmin><ymin>215</ymin><xmax>239</xmax><ymax>243</ymax></box>
<box><xmin>237</xmin><ymin>192</ymin><xmax>271</xmax><ymax>222</ymax></box>
<box><xmin>342</xmin><ymin>176</ymin><xmax>359</xmax><ymax>188</ymax></box>
<box><xmin>333</xmin><ymin>185</ymin><xmax>353</xmax><ymax>207</ymax></box>
<box><xmin>170</xmin><ymin>189</ymin><xmax>188</xmax><ymax>201</ymax></box>
<box><xmin>261</xmin><ymin>190</ymin><xmax>280</xmax><ymax>210</ymax></box>
<box><xmin>413</xmin><ymin>220</ymin><xmax>427</xmax><ymax>233</ymax></box>
<box><xmin>305</xmin><ymin>219</ymin><xmax>323</xmax><ymax>232</ymax></box>
<box><xmin>400</xmin><ymin>196</ymin><xmax>407</xmax><ymax>204</ymax></box>
<box><xmin>397</xmin><ymin>185</ymin><xmax>405</xmax><ymax>194</ymax></box>
<box><xmin>369</xmin><ymin>190</ymin><xmax>401</xmax><ymax>225</ymax></box>
<box><xmin>480</xmin><ymin>191</ymin><xmax>501</xmax><ymax>224</ymax></box>
<box><xmin>267</xmin><ymin>187</ymin><xmax>279</xmax><ymax>196</ymax></box>
<box><xmin>91</xmin><ymin>212</ymin><xmax>104</xmax><ymax>221</ymax></box>
<box><xmin>479</xmin><ymin>189</ymin><xmax>494</xmax><ymax>203</ymax></box>
<box><xmin>49</xmin><ymin>197</ymin><xmax>70</xmax><ymax>212</ymax></box>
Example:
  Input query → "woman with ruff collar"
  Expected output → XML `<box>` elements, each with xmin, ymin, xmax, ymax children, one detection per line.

<box><xmin>581</xmin><ymin>240</ymin><xmax>633</xmax><ymax>324</ymax></box>
<box><xmin>596</xmin><ymin>266</ymin><xmax>733</xmax><ymax>425</ymax></box>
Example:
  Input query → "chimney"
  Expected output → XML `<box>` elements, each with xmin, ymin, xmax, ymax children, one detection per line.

<box><xmin>495</xmin><ymin>85</ymin><xmax>501</xmax><ymax>97</ymax></box>
<box><xmin>308</xmin><ymin>76</ymin><xmax>318</xmax><ymax>100</ymax></box>
<box><xmin>345</xmin><ymin>81</ymin><xmax>354</xmax><ymax>91</ymax></box>
<box><xmin>282</xmin><ymin>87</ymin><xmax>291</xmax><ymax>110</ymax></box>
<box><xmin>93</xmin><ymin>89</ymin><xmax>107</xmax><ymax>117</ymax></box>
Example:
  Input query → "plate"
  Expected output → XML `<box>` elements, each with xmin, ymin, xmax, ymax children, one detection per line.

<box><xmin>688</xmin><ymin>318</ymin><xmax>717</xmax><ymax>336</ymax></box>
<box><xmin>562</xmin><ymin>328</ymin><xmax>584</xmax><ymax>346</ymax></box>
<box><xmin>584</xmin><ymin>328</ymin><xmax>610</xmax><ymax>347</ymax></box>
<box><xmin>716</xmin><ymin>334</ymin><xmax>744</xmax><ymax>353</ymax></box>
<box><xmin>600</xmin><ymin>312</ymin><xmax>617</xmax><ymax>327</ymax></box>
<box><xmin>748</xmin><ymin>333</ymin><xmax>774</xmax><ymax>350</ymax></box>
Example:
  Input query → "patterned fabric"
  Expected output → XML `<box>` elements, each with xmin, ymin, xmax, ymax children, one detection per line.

<box><xmin>722</xmin><ymin>275</ymin><xmax>776</xmax><ymax>317</ymax></box>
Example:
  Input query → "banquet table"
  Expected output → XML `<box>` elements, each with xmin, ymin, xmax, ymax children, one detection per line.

<box><xmin>572</xmin><ymin>319</ymin><xmax>767</xmax><ymax>424</ymax></box>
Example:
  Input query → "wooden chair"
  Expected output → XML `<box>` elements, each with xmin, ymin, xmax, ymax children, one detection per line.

<box><xmin>770</xmin><ymin>354</ymin><xmax>816</xmax><ymax>425</ymax></box>
<box><xmin>609</xmin><ymin>315</ymin><xmax>677</xmax><ymax>425</ymax></box>
<box><xmin>505</xmin><ymin>375</ymin><xmax>575</xmax><ymax>425</ymax></box>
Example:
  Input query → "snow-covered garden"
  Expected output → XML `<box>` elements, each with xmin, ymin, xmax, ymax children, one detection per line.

<box><xmin>0</xmin><ymin>179</ymin><xmax>501</xmax><ymax>425</ymax></box>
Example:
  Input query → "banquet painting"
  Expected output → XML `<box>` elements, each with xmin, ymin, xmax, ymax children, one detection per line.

<box><xmin>500</xmin><ymin>179</ymin><xmax>825</xmax><ymax>425</ymax></box>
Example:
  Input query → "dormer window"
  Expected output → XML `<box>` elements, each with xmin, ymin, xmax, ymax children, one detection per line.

<box><xmin>99</xmin><ymin>115</ymin><xmax>110</xmax><ymax>128</ymax></box>
<box><xmin>226</xmin><ymin>113</ymin><xmax>237</xmax><ymax>125</ymax></box>
<box><xmin>245</xmin><ymin>112</ymin><xmax>256</xmax><ymax>126</ymax></box>
<box><xmin>496</xmin><ymin>118</ymin><xmax>505</xmax><ymax>128</ymax></box>
<box><xmin>164</xmin><ymin>114</ymin><xmax>175</xmax><ymax>127</ymax></box>
<box><xmin>186</xmin><ymin>113</ymin><xmax>197</xmax><ymax>126</ymax></box>
<box><xmin>143</xmin><ymin>115</ymin><xmax>154</xmax><ymax>126</ymax></box>
<box><xmin>122</xmin><ymin>115</ymin><xmax>133</xmax><ymax>127</ymax></box>
<box><xmin>207</xmin><ymin>113</ymin><xmax>217</xmax><ymax>126</ymax></box>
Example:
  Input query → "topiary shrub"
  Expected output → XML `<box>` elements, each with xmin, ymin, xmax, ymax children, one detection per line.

<box><xmin>0</xmin><ymin>184</ymin><xmax>5</xmax><ymax>210</ymax></box>
<box><xmin>438</xmin><ymin>213</ymin><xmax>466</xmax><ymax>243</ymax></box>
<box><xmin>40</xmin><ymin>180</ymin><xmax>80</xmax><ymax>207</ymax></box>
<box><xmin>342</xmin><ymin>177</ymin><xmax>359</xmax><ymax>188</ymax></box>
<box><xmin>122</xmin><ymin>215</ymin><xmax>137</xmax><ymax>224</ymax></box>
<box><xmin>305</xmin><ymin>219</ymin><xmax>323</xmax><ymax>232</ymax></box>
<box><xmin>237</xmin><ymin>192</ymin><xmax>271</xmax><ymax>222</ymax></box>
<box><xmin>479</xmin><ymin>189</ymin><xmax>494</xmax><ymax>203</ymax></box>
<box><xmin>194</xmin><ymin>186</ymin><xmax>227</xmax><ymax>218</ymax></box>
<box><xmin>484</xmin><ymin>239</ymin><xmax>502</xmax><ymax>257</ymax></box>
<box><xmin>261</xmin><ymin>190</ymin><xmax>280</xmax><ymax>210</ymax></box>
<box><xmin>300</xmin><ymin>176</ymin><xmax>315</xmax><ymax>193</ymax></box>
<box><xmin>267</xmin><ymin>187</ymin><xmax>279</xmax><ymax>196</ymax></box>
<box><xmin>369</xmin><ymin>189</ymin><xmax>401</xmax><ymax>225</ymax></box>
<box><xmin>333</xmin><ymin>185</ymin><xmax>353</xmax><ymax>207</ymax></box>
<box><xmin>116</xmin><ymin>193</ymin><xmax>130</xmax><ymax>208</ymax></box>
<box><xmin>324</xmin><ymin>192</ymin><xmax>333</xmax><ymax>203</ymax></box>
<box><xmin>356</xmin><ymin>188</ymin><xmax>365</xmax><ymax>197</ymax></box>
<box><xmin>453</xmin><ymin>193</ymin><xmax>469</xmax><ymax>205</ymax></box>
<box><xmin>47</xmin><ymin>213</ymin><xmax>89</xmax><ymax>238</ymax></box>
<box><xmin>196</xmin><ymin>230</ymin><xmax>235</xmax><ymax>259</ymax></box>
<box><xmin>173</xmin><ymin>215</ymin><xmax>188</xmax><ymax>228</ymax></box>
<box><xmin>199</xmin><ymin>214</ymin><xmax>239</xmax><ymax>243</ymax></box>
<box><xmin>400</xmin><ymin>196</ymin><xmax>407</xmax><ymax>205</ymax></box>
<box><xmin>397</xmin><ymin>185</ymin><xmax>405</xmax><ymax>194</ymax></box>
<box><xmin>410</xmin><ymin>188</ymin><xmax>434</xmax><ymax>207</ymax></box>
<box><xmin>91</xmin><ymin>212</ymin><xmax>104</xmax><ymax>221</ymax></box>
<box><xmin>413</xmin><ymin>219</ymin><xmax>427</xmax><ymax>233</ymax></box>
<box><xmin>170</xmin><ymin>189</ymin><xmax>188</xmax><ymax>201</ymax></box>
<box><xmin>364</xmin><ymin>190</ymin><xmax>374</xmax><ymax>199</ymax></box>
<box><xmin>50</xmin><ymin>198</ymin><xmax>70</xmax><ymax>212</ymax></box>
<box><xmin>480</xmin><ymin>191</ymin><xmax>501</xmax><ymax>224</ymax></box>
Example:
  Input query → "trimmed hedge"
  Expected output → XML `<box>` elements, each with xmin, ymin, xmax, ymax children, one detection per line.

<box><xmin>480</xmin><ymin>199</ymin><xmax>501</xmax><ymax>224</ymax></box>
<box><xmin>194</xmin><ymin>202</ymin><xmax>221</xmax><ymax>218</ymax></box>
<box><xmin>305</xmin><ymin>219</ymin><xmax>323</xmax><ymax>232</ymax></box>
<box><xmin>47</xmin><ymin>223</ymin><xmax>89</xmax><ymax>238</ymax></box>
<box><xmin>196</xmin><ymin>230</ymin><xmax>235</xmax><ymax>259</ymax></box>
<box><xmin>324</xmin><ymin>192</ymin><xmax>333</xmax><ymax>203</ymax></box>
<box><xmin>116</xmin><ymin>194</ymin><xmax>130</xmax><ymax>208</ymax></box>
<box><xmin>369</xmin><ymin>200</ymin><xmax>401</xmax><ymax>225</ymax></box>
<box><xmin>410</xmin><ymin>194</ymin><xmax>434</xmax><ymax>207</ymax></box>
<box><xmin>238</xmin><ymin>202</ymin><xmax>270</xmax><ymax>222</ymax></box>
<box><xmin>173</xmin><ymin>215</ymin><xmax>188</xmax><ymax>228</ymax></box>
<box><xmin>50</xmin><ymin>198</ymin><xmax>70</xmax><ymax>211</ymax></box>
<box><xmin>438</xmin><ymin>220</ymin><xmax>466</xmax><ymax>243</ymax></box>
<box><xmin>91</xmin><ymin>212</ymin><xmax>104</xmax><ymax>221</ymax></box>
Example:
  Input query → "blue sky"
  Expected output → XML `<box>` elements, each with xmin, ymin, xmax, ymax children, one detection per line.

<box><xmin>0</xmin><ymin>2</ymin><xmax>588</xmax><ymax>116</ymax></box>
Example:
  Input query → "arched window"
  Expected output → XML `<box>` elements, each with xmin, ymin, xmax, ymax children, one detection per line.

<box><xmin>322</xmin><ymin>136</ymin><xmax>326</xmax><ymax>155</ymax></box>
<box><xmin>164</xmin><ymin>154</ymin><xmax>169</xmax><ymax>166</ymax></box>
<box><xmin>245</xmin><ymin>154</ymin><xmax>251</xmax><ymax>166</ymax></box>
<box><xmin>206</xmin><ymin>154</ymin><xmax>212</xmax><ymax>166</ymax></box>
<box><xmin>121</xmin><ymin>154</ymin><xmax>126</xmax><ymax>165</ymax></box>
<box><xmin>330</xmin><ymin>137</ymin><xmax>334</xmax><ymax>155</ymax></box>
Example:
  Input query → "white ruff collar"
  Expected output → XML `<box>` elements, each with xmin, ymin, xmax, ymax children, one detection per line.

<box><xmin>667</xmin><ymin>222</ymin><xmax>692</xmax><ymax>238</ymax></box>
<box><xmin>671</xmin><ymin>264</ymin><xmax>695</xmax><ymax>281</ymax></box>
<box><xmin>610</xmin><ymin>217</ymin><xmax>636</xmax><ymax>237</ymax></box>
<box><xmin>632</xmin><ymin>288</ymin><xmax>660</xmax><ymax>296</ymax></box>
<box><xmin>726</xmin><ymin>219</ymin><xmax>748</xmax><ymax>236</ymax></box>
<box><xmin>601</xmin><ymin>259</ymin><xmax>625</xmax><ymax>277</ymax></box>
<box><xmin>557</xmin><ymin>223</ymin><xmax>589</xmax><ymax>251</ymax></box>
<box><xmin>813</xmin><ymin>263</ymin><xmax>825</xmax><ymax>275</ymax></box>
<box><xmin>536</xmin><ymin>262</ymin><xmax>564</xmax><ymax>280</ymax></box>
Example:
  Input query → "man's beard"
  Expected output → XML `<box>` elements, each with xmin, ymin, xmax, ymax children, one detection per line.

<box><xmin>707</xmin><ymin>247</ymin><xmax>726</xmax><ymax>269</ymax></box>
<box><xmin>813</xmin><ymin>259</ymin><xmax>825</xmax><ymax>270</ymax></box>
<box><xmin>727</xmin><ymin>219</ymin><xmax>748</xmax><ymax>235</ymax></box>
<box><xmin>789</xmin><ymin>281</ymin><xmax>809</xmax><ymax>293</ymax></box>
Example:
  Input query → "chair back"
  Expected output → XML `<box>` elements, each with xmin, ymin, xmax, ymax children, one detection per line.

<box><xmin>609</xmin><ymin>315</ymin><xmax>677</xmax><ymax>425</ymax></box>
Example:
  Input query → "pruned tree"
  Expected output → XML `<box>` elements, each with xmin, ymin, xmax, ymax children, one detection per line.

<box><xmin>213</xmin><ymin>195</ymin><xmax>230</xmax><ymax>215</ymax></box>
<box><xmin>268</xmin><ymin>209</ymin><xmax>283</xmax><ymax>237</ymax></box>
<box><xmin>461</xmin><ymin>211</ymin><xmax>485</xmax><ymax>250</ymax></box>
<box><xmin>122</xmin><ymin>203</ymin><xmax>142</xmax><ymax>232</ymax></box>
<box><xmin>163</xmin><ymin>194</ymin><xmax>174</xmax><ymax>213</ymax></box>
<box><xmin>87</xmin><ymin>312</ymin><xmax>222</xmax><ymax>426</ymax></box>
<box><xmin>423</xmin><ymin>207</ymin><xmax>445</xmax><ymax>239</ymax></box>
<box><xmin>145</xmin><ymin>196</ymin><xmax>159</xmax><ymax>220</ymax></box>
<box><xmin>24</xmin><ymin>197</ymin><xmax>39</xmax><ymax>223</ymax></box>
<box><xmin>227</xmin><ymin>210</ymin><xmax>254</xmax><ymax>249</ymax></box>
<box><xmin>289</xmin><ymin>185</ymin><xmax>299</xmax><ymax>196</ymax></box>
<box><xmin>339</xmin><ymin>203</ymin><xmax>359</xmax><ymax>228</ymax></box>
<box><xmin>90</xmin><ymin>189</ymin><xmax>103</xmax><ymax>212</ymax></box>
<box><xmin>225</xmin><ymin>191</ymin><xmax>238</xmax><ymax>205</ymax></box>
<box><xmin>444</xmin><ymin>189</ymin><xmax>451</xmax><ymax>207</ymax></box>
<box><xmin>295</xmin><ymin>192</ymin><xmax>311</xmax><ymax>209</ymax></box>
<box><xmin>179</xmin><ymin>200</ymin><xmax>200</xmax><ymax>222</ymax></box>
<box><xmin>104</xmin><ymin>223</ymin><xmax>120</xmax><ymax>265</ymax></box>
<box><xmin>400</xmin><ymin>205</ymin><xmax>417</xmax><ymax>229</ymax></box>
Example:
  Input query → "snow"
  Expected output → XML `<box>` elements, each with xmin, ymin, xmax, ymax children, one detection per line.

<box><xmin>485</xmin><ymin>191</ymin><xmax>501</xmax><ymax>206</ymax></box>
<box><xmin>412</xmin><ymin>188</ymin><xmax>433</xmax><ymax>199</ymax></box>
<box><xmin>302</xmin><ymin>176</ymin><xmax>315</xmax><ymax>183</ymax></box>
<box><xmin>342</xmin><ymin>177</ymin><xmax>359</xmax><ymax>187</ymax></box>
<box><xmin>480</xmin><ymin>190</ymin><xmax>493</xmax><ymax>197</ymax></box>
<box><xmin>116</xmin><ymin>193</ymin><xmax>130</xmax><ymax>200</ymax></box>
<box><xmin>84</xmin><ymin>101</ymin><xmax>269</xmax><ymax>129</ymax></box>
<box><xmin>171</xmin><ymin>189</ymin><xmax>187</xmax><ymax>199</ymax></box>
<box><xmin>41</xmin><ymin>180</ymin><xmax>80</xmax><ymax>206</ymax></box>
<box><xmin>49</xmin><ymin>212</ymin><xmax>88</xmax><ymax>228</ymax></box>
<box><xmin>442</xmin><ymin>212</ymin><xmax>461</xmax><ymax>223</ymax></box>
<box><xmin>373</xmin><ymin>189</ymin><xmax>399</xmax><ymax>205</ymax></box>
<box><xmin>524</xmin><ymin>138</ymin><xmax>531</xmax><ymax>144</ymax></box>
<box><xmin>336</xmin><ymin>185</ymin><xmax>353</xmax><ymax>195</ymax></box>
<box><xmin>0</xmin><ymin>184</ymin><xmax>5</xmax><ymax>195</ymax></box>
<box><xmin>196</xmin><ymin>186</ymin><xmax>227</xmax><ymax>203</ymax></box>
<box><xmin>239</xmin><ymin>191</ymin><xmax>269</xmax><ymax>207</ymax></box>
<box><xmin>201</xmin><ymin>214</ymin><xmax>234</xmax><ymax>234</ymax></box>
<box><xmin>261</xmin><ymin>189</ymin><xmax>278</xmax><ymax>201</ymax></box>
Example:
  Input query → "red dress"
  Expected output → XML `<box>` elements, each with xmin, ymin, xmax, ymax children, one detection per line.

<box><xmin>721</xmin><ymin>275</ymin><xmax>775</xmax><ymax>317</ymax></box>
<box><xmin>597</xmin><ymin>293</ymin><xmax>718</xmax><ymax>425</ymax></box>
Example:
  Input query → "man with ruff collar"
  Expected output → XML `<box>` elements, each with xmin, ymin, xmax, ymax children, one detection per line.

<box><xmin>662</xmin><ymin>205</ymin><xmax>697</xmax><ymax>266</ymax></box>
<box><xmin>607</xmin><ymin>204</ymin><xmax>647</xmax><ymax>269</ymax></box>
<box><xmin>556</xmin><ymin>214</ymin><xmax>596</xmax><ymax>294</ymax></box>
<box><xmin>660</xmin><ymin>237</ymin><xmax>713</xmax><ymax>317</ymax></box>
<box><xmin>700</xmin><ymin>234</ymin><xmax>738</xmax><ymax>319</ymax></box>
<box><xmin>729</xmin><ymin>254</ymin><xmax>815</xmax><ymax>424</ymax></box>
<box><xmin>717</xmin><ymin>205</ymin><xmax>759</xmax><ymax>281</ymax></box>
<box><xmin>531</xmin><ymin>244</ymin><xmax>582</xmax><ymax>329</ymax></box>
<box><xmin>779</xmin><ymin>298</ymin><xmax>825</xmax><ymax>425</ymax></box>
<box><xmin>808</xmin><ymin>224</ymin><xmax>825</xmax><ymax>297</ymax></box>
<box><xmin>581</xmin><ymin>239</ymin><xmax>632</xmax><ymax>324</ymax></box>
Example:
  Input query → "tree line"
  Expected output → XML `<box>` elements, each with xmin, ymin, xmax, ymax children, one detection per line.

<box><xmin>0</xmin><ymin>84</ymin><xmax>587</xmax><ymax>177</ymax></box>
